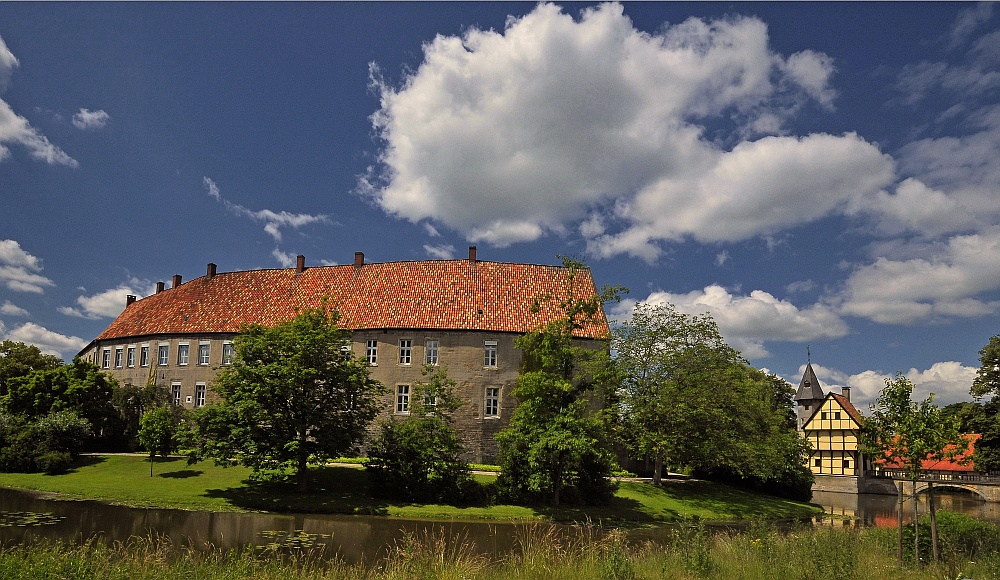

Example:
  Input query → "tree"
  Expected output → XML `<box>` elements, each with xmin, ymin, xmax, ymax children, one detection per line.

<box><xmin>971</xmin><ymin>335</ymin><xmax>1000</xmax><ymax>399</ymax></box>
<box><xmin>612</xmin><ymin>303</ymin><xmax>811</xmax><ymax>497</ymax></box>
<box><xmin>970</xmin><ymin>335</ymin><xmax>1000</xmax><ymax>473</ymax></box>
<box><xmin>366</xmin><ymin>366</ymin><xmax>471</xmax><ymax>502</ymax></box>
<box><xmin>495</xmin><ymin>257</ymin><xmax>623</xmax><ymax>506</ymax></box>
<box><xmin>860</xmin><ymin>373</ymin><xmax>964</xmax><ymax>566</ymax></box>
<box><xmin>138</xmin><ymin>406</ymin><xmax>181</xmax><ymax>477</ymax></box>
<box><xmin>194</xmin><ymin>305</ymin><xmax>384</xmax><ymax>492</ymax></box>
<box><xmin>113</xmin><ymin>382</ymin><xmax>169</xmax><ymax>452</ymax></box>
<box><xmin>0</xmin><ymin>340</ymin><xmax>62</xmax><ymax>397</ymax></box>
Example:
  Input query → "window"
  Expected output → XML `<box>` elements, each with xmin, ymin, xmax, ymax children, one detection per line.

<box><xmin>366</xmin><ymin>340</ymin><xmax>378</xmax><ymax>365</ymax></box>
<box><xmin>484</xmin><ymin>341</ymin><xmax>498</xmax><ymax>367</ymax></box>
<box><xmin>425</xmin><ymin>340</ymin><xmax>439</xmax><ymax>365</ymax></box>
<box><xmin>814</xmin><ymin>458</ymin><xmax>822</xmax><ymax>467</ymax></box>
<box><xmin>424</xmin><ymin>393</ymin><xmax>437</xmax><ymax>409</ymax></box>
<box><xmin>101</xmin><ymin>349</ymin><xmax>111</xmax><ymax>369</ymax></box>
<box><xmin>177</xmin><ymin>344</ymin><xmax>189</xmax><ymax>366</ymax></box>
<box><xmin>158</xmin><ymin>344</ymin><xmax>169</xmax><ymax>366</ymax></box>
<box><xmin>139</xmin><ymin>345</ymin><xmax>149</xmax><ymax>367</ymax></box>
<box><xmin>396</xmin><ymin>385</ymin><xmax>410</xmax><ymax>414</ymax></box>
<box><xmin>399</xmin><ymin>339</ymin><xmax>412</xmax><ymax>365</ymax></box>
<box><xmin>195</xmin><ymin>383</ymin><xmax>206</xmax><ymax>408</ymax></box>
<box><xmin>126</xmin><ymin>347</ymin><xmax>135</xmax><ymax>368</ymax></box>
<box><xmin>834</xmin><ymin>411</ymin><xmax>841</xmax><ymax>420</ymax></box>
<box><xmin>821</xmin><ymin>412</ymin><xmax>828</xmax><ymax>420</ymax></box>
<box><xmin>114</xmin><ymin>347</ymin><xmax>124</xmax><ymax>369</ymax></box>
<box><xmin>198</xmin><ymin>342</ymin><xmax>210</xmax><ymax>365</ymax></box>
<box><xmin>803</xmin><ymin>404</ymin><xmax>810</xmax><ymax>411</ymax></box>
<box><xmin>843</xmin><ymin>459</ymin><xmax>851</xmax><ymax>469</ymax></box>
<box><xmin>171</xmin><ymin>383</ymin><xmax>182</xmax><ymax>406</ymax></box>
<box><xmin>485</xmin><ymin>387</ymin><xmax>500</xmax><ymax>417</ymax></box>
<box><xmin>222</xmin><ymin>342</ymin><xmax>234</xmax><ymax>365</ymax></box>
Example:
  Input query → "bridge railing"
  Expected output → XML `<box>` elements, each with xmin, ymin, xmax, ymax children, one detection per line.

<box><xmin>865</xmin><ymin>469</ymin><xmax>1000</xmax><ymax>483</ymax></box>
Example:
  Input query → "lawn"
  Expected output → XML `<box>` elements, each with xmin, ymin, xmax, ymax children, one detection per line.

<box><xmin>0</xmin><ymin>455</ymin><xmax>821</xmax><ymax>523</ymax></box>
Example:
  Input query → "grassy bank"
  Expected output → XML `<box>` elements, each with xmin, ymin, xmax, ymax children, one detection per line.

<box><xmin>2</xmin><ymin>522</ymin><xmax>998</xmax><ymax>579</ymax></box>
<box><xmin>0</xmin><ymin>455</ymin><xmax>820</xmax><ymax>523</ymax></box>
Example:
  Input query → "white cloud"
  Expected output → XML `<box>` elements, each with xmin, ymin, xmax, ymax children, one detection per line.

<box><xmin>0</xmin><ymin>239</ymin><xmax>55</xmax><ymax>293</ymax></box>
<box><xmin>632</xmin><ymin>285</ymin><xmax>848</xmax><ymax>358</ymax></box>
<box><xmin>949</xmin><ymin>2</ymin><xmax>995</xmax><ymax>50</ymax></box>
<box><xmin>363</xmin><ymin>3</ymin><xmax>855</xmax><ymax>255</ymax></box>
<box><xmin>2</xmin><ymin>322</ymin><xmax>86</xmax><ymax>360</ymax></box>
<box><xmin>271</xmin><ymin>249</ymin><xmax>296</xmax><ymax>268</ymax></box>
<box><xmin>0</xmin><ymin>300</ymin><xmax>28</xmax><ymax>317</ymax></box>
<box><xmin>714</xmin><ymin>251</ymin><xmax>729</xmax><ymax>267</ymax></box>
<box><xmin>204</xmin><ymin>177</ymin><xmax>331</xmax><ymax>243</ymax></box>
<box><xmin>423</xmin><ymin>244</ymin><xmax>455</xmax><ymax>260</ymax></box>
<box><xmin>804</xmin><ymin>361</ymin><xmax>978</xmax><ymax>408</ymax></box>
<box><xmin>59</xmin><ymin>278</ymin><xmax>156</xmax><ymax>319</ymax></box>
<box><xmin>0</xmin><ymin>34</ymin><xmax>17</xmax><ymax>90</ymax></box>
<box><xmin>836</xmin><ymin>228</ymin><xmax>1000</xmax><ymax>324</ymax></box>
<box><xmin>71</xmin><ymin>108</ymin><xmax>110</xmax><ymax>130</ymax></box>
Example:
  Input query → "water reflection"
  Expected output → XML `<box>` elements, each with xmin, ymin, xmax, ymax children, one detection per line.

<box><xmin>812</xmin><ymin>488</ymin><xmax>1000</xmax><ymax>527</ymax></box>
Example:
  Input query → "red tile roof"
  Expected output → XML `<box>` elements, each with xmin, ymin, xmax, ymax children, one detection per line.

<box><xmin>877</xmin><ymin>433</ymin><xmax>979</xmax><ymax>473</ymax></box>
<box><xmin>95</xmin><ymin>259</ymin><xmax>610</xmax><ymax>341</ymax></box>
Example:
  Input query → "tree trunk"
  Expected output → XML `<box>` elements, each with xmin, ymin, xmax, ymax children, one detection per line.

<box><xmin>896</xmin><ymin>479</ymin><xmax>903</xmax><ymax>568</ymax></box>
<box><xmin>552</xmin><ymin>456</ymin><xmax>563</xmax><ymax>507</ymax></box>
<box><xmin>913</xmin><ymin>478</ymin><xmax>919</xmax><ymax>564</ymax></box>
<box><xmin>149</xmin><ymin>452</ymin><xmax>154</xmax><ymax>478</ymax></box>
<box><xmin>928</xmin><ymin>481</ymin><xmax>939</xmax><ymax>563</ymax></box>
<box><xmin>296</xmin><ymin>449</ymin><xmax>309</xmax><ymax>493</ymax></box>
<box><xmin>652</xmin><ymin>450</ymin><xmax>663</xmax><ymax>486</ymax></box>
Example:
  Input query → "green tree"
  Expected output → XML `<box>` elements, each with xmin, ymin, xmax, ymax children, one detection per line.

<box><xmin>612</xmin><ymin>302</ymin><xmax>811</xmax><ymax>498</ymax></box>
<box><xmin>2</xmin><ymin>358</ymin><xmax>117</xmax><ymax>445</ymax></box>
<box><xmin>0</xmin><ymin>340</ymin><xmax>62</xmax><ymax>397</ymax></box>
<box><xmin>971</xmin><ymin>335</ymin><xmax>1000</xmax><ymax>399</ymax></box>
<box><xmin>194</xmin><ymin>305</ymin><xmax>384</xmax><ymax>492</ymax></box>
<box><xmin>970</xmin><ymin>335</ymin><xmax>1000</xmax><ymax>473</ymax></box>
<box><xmin>138</xmin><ymin>406</ymin><xmax>181</xmax><ymax>477</ymax></box>
<box><xmin>366</xmin><ymin>366</ymin><xmax>471</xmax><ymax>502</ymax></box>
<box><xmin>113</xmin><ymin>383</ymin><xmax>169</xmax><ymax>452</ymax></box>
<box><xmin>860</xmin><ymin>373</ymin><xmax>965</xmax><ymax>566</ymax></box>
<box><xmin>496</xmin><ymin>257</ymin><xmax>622</xmax><ymax>507</ymax></box>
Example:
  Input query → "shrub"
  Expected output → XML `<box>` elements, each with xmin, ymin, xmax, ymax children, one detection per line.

<box><xmin>34</xmin><ymin>450</ymin><xmax>72</xmax><ymax>474</ymax></box>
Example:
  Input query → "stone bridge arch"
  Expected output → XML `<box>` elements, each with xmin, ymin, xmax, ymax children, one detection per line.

<box><xmin>912</xmin><ymin>482</ymin><xmax>996</xmax><ymax>502</ymax></box>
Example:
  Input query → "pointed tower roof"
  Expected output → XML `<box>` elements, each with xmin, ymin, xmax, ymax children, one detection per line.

<box><xmin>794</xmin><ymin>363</ymin><xmax>825</xmax><ymax>401</ymax></box>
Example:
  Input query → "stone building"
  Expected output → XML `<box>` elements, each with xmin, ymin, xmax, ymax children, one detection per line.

<box><xmin>78</xmin><ymin>248</ymin><xmax>609</xmax><ymax>463</ymax></box>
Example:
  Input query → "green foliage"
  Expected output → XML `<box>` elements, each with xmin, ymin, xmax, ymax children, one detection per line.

<box><xmin>192</xmin><ymin>305</ymin><xmax>384</xmax><ymax>492</ymax></box>
<box><xmin>112</xmin><ymin>383</ymin><xmax>169</xmax><ymax>452</ymax></box>
<box><xmin>139</xmin><ymin>407</ymin><xmax>179</xmax><ymax>458</ymax></box>
<box><xmin>366</xmin><ymin>366</ymin><xmax>474</xmax><ymax>503</ymax></box>
<box><xmin>497</xmin><ymin>257</ymin><xmax>621</xmax><ymax>507</ymax></box>
<box><xmin>0</xmin><ymin>340</ymin><xmax>62</xmax><ymax>397</ymax></box>
<box><xmin>0</xmin><ymin>409</ymin><xmax>91</xmax><ymax>473</ymax></box>
<box><xmin>971</xmin><ymin>334</ymin><xmax>1000</xmax><ymax>399</ymax></box>
<box><xmin>612</xmin><ymin>302</ymin><xmax>812</xmax><ymax>498</ymax></box>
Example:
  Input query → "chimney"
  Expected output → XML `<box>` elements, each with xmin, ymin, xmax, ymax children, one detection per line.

<box><xmin>126</xmin><ymin>295</ymin><xmax>136</xmax><ymax>307</ymax></box>
<box><xmin>155</xmin><ymin>281</ymin><xmax>165</xmax><ymax>294</ymax></box>
<box><xmin>469</xmin><ymin>246</ymin><xmax>477</xmax><ymax>263</ymax></box>
<box><xmin>842</xmin><ymin>386</ymin><xmax>851</xmax><ymax>402</ymax></box>
<box><xmin>354</xmin><ymin>252</ymin><xmax>364</xmax><ymax>267</ymax></box>
<box><xmin>296</xmin><ymin>254</ymin><xmax>305</xmax><ymax>273</ymax></box>
<box><xmin>172</xmin><ymin>274</ymin><xmax>182</xmax><ymax>289</ymax></box>
<box><xmin>206</xmin><ymin>263</ymin><xmax>217</xmax><ymax>280</ymax></box>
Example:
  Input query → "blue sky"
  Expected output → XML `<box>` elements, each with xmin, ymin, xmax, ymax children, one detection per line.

<box><xmin>1</xmin><ymin>2</ymin><xmax>999</xmax><ymax>408</ymax></box>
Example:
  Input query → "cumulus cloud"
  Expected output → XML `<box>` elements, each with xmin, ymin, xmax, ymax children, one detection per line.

<box><xmin>2</xmin><ymin>322</ymin><xmax>86</xmax><ymax>359</ymax></box>
<box><xmin>204</xmin><ymin>177</ymin><xmax>331</xmax><ymax>246</ymax></box>
<box><xmin>836</xmin><ymin>228</ymin><xmax>1000</xmax><ymax>324</ymax></box>
<box><xmin>0</xmin><ymin>300</ymin><xmax>28</xmax><ymax>317</ymax></box>
<box><xmin>0</xmin><ymin>239</ymin><xmax>55</xmax><ymax>293</ymax></box>
<box><xmin>58</xmin><ymin>278</ymin><xmax>156</xmax><ymax>319</ymax></box>
<box><xmin>423</xmin><ymin>244</ymin><xmax>455</xmax><ymax>260</ymax></box>
<box><xmin>806</xmin><ymin>361</ymin><xmax>978</xmax><ymax>408</ymax></box>
<box><xmin>71</xmin><ymin>108</ymin><xmax>110</xmax><ymax>130</ymax></box>
<box><xmin>622</xmin><ymin>285</ymin><xmax>848</xmax><ymax>358</ymax></box>
<box><xmin>0</xmin><ymin>35</ymin><xmax>77</xmax><ymax>167</ymax></box>
<box><xmin>362</xmin><ymin>3</ymin><xmax>869</xmax><ymax>258</ymax></box>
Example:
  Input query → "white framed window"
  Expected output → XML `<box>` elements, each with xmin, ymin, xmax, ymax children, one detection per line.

<box><xmin>485</xmin><ymin>387</ymin><xmax>500</xmax><ymax>418</ymax></box>
<box><xmin>424</xmin><ymin>339</ymin><xmax>439</xmax><ymax>365</ymax></box>
<box><xmin>195</xmin><ymin>383</ymin><xmax>206</xmax><ymax>408</ymax></box>
<box><xmin>484</xmin><ymin>341</ymin><xmax>498</xmax><ymax>368</ymax></box>
<box><xmin>158</xmin><ymin>344</ymin><xmax>169</xmax><ymax>366</ymax></box>
<box><xmin>126</xmin><ymin>346</ymin><xmax>135</xmax><ymax>368</ymax></box>
<box><xmin>101</xmin><ymin>349</ymin><xmax>111</xmax><ymax>369</ymax></box>
<box><xmin>114</xmin><ymin>347</ymin><xmax>124</xmax><ymax>369</ymax></box>
<box><xmin>198</xmin><ymin>342</ymin><xmax>210</xmax><ymax>365</ymax></box>
<box><xmin>221</xmin><ymin>342</ymin><xmax>234</xmax><ymax>365</ymax></box>
<box><xmin>396</xmin><ymin>384</ymin><xmax>410</xmax><ymax>414</ymax></box>
<box><xmin>171</xmin><ymin>383</ymin><xmax>182</xmax><ymax>406</ymax></box>
<box><xmin>366</xmin><ymin>339</ymin><xmax>378</xmax><ymax>365</ymax></box>
<box><xmin>399</xmin><ymin>339</ymin><xmax>412</xmax><ymax>365</ymax></box>
<box><xmin>177</xmin><ymin>344</ymin><xmax>189</xmax><ymax>366</ymax></box>
<box><xmin>139</xmin><ymin>345</ymin><xmax>149</xmax><ymax>368</ymax></box>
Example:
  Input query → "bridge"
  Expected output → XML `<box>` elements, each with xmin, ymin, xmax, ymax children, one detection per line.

<box><xmin>863</xmin><ymin>470</ymin><xmax>1000</xmax><ymax>502</ymax></box>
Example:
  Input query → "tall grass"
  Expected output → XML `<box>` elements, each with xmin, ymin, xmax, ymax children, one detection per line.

<box><xmin>2</xmin><ymin>519</ymin><xmax>999</xmax><ymax>579</ymax></box>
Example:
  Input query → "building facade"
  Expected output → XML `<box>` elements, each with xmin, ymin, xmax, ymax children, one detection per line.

<box><xmin>78</xmin><ymin>248</ymin><xmax>609</xmax><ymax>463</ymax></box>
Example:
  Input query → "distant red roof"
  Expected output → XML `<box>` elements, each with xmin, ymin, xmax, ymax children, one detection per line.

<box><xmin>877</xmin><ymin>433</ymin><xmax>979</xmax><ymax>472</ymax></box>
<box><xmin>94</xmin><ymin>259</ymin><xmax>609</xmax><ymax>341</ymax></box>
